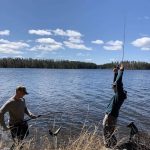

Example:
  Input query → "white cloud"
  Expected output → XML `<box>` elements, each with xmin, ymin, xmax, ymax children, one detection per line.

<box><xmin>60</xmin><ymin>29</ymin><xmax>91</xmax><ymax>51</ymax></box>
<box><xmin>103</xmin><ymin>40</ymin><xmax>123</xmax><ymax>50</ymax></box>
<box><xmin>91</xmin><ymin>40</ymin><xmax>104</xmax><ymax>45</ymax></box>
<box><xmin>66</xmin><ymin>30</ymin><xmax>82</xmax><ymax>37</ymax></box>
<box><xmin>68</xmin><ymin>37</ymin><xmax>83</xmax><ymax>43</ymax></box>
<box><xmin>52</xmin><ymin>28</ymin><xmax>82</xmax><ymax>37</ymax></box>
<box><xmin>60</xmin><ymin>29</ymin><xmax>91</xmax><ymax>50</ymax></box>
<box><xmin>0</xmin><ymin>39</ymin><xmax>9</xmax><ymax>43</ymax></box>
<box><xmin>28</xmin><ymin>28</ymin><xmax>91</xmax><ymax>51</ymax></box>
<box><xmin>64</xmin><ymin>41</ymin><xmax>92</xmax><ymax>50</ymax></box>
<box><xmin>0</xmin><ymin>39</ymin><xmax>29</xmax><ymax>54</ymax></box>
<box><xmin>28</xmin><ymin>29</ymin><xmax>52</xmax><ymax>36</ymax></box>
<box><xmin>0</xmin><ymin>30</ymin><xmax>10</xmax><ymax>36</ymax></box>
<box><xmin>36</xmin><ymin>38</ymin><xmax>62</xmax><ymax>45</ymax></box>
<box><xmin>30</xmin><ymin>38</ymin><xmax>63</xmax><ymax>52</ymax></box>
<box><xmin>131</xmin><ymin>37</ymin><xmax>150</xmax><ymax>50</ymax></box>
<box><xmin>52</xmin><ymin>29</ymin><xmax>66</xmax><ymax>36</ymax></box>
<box><xmin>28</xmin><ymin>28</ymin><xmax>82</xmax><ymax>37</ymax></box>
<box><xmin>30</xmin><ymin>45</ymin><xmax>63</xmax><ymax>51</ymax></box>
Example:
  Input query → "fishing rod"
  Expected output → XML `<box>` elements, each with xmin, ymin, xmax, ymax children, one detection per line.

<box><xmin>7</xmin><ymin>113</ymin><xmax>62</xmax><ymax>150</ymax></box>
<box><xmin>8</xmin><ymin>111</ymin><xmax>63</xmax><ymax>129</ymax></box>
<box><xmin>115</xmin><ymin>17</ymin><xmax>126</xmax><ymax>69</ymax></box>
<box><xmin>8</xmin><ymin>115</ymin><xmax>42</xmax><ymax>130</ymax></box>
<box><xmin>122</xmin><ymin>16</ymin><xmax>126</xmax><ymax>63</ymax></box>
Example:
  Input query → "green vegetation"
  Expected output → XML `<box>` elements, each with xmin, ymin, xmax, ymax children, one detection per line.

<box><xmin>99</xmin><ymin>61</ymin><xmax>150</xmax><ymax>70</ymax></box>
<box><xmin>0</xmin><ymin>58</ymin><xmax>150</xmax><ymax>69</ymax></box>
<box><xmin>0</xmin><ymin>58</ymin><xmax>97</xmax><ymax>69</ymax></box>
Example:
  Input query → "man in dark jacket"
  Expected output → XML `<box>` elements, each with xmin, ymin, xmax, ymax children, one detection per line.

<box><xmin>103</xmin><ymin>64</ymin><xmax>127</xmax><ymax>148</ymax></box>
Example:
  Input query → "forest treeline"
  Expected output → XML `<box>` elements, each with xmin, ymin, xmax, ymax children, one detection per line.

<box><xmin>0</xmin><ymin>58</ymin><xmax>150</xmax><ymax>69</ymax></box>
<box><xmin>98</xmin><ymin>61</ymin><xmax>150</xmax><ymax>70</ymax></box>
<box><xmin>0</xmin><ymin>58</ymin><xmax>97</xmax><ymax>69</ymax></box>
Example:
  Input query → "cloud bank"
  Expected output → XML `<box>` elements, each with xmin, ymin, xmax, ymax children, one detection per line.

<box><xmin>131</xmin><ymin>37</ymin><xmax>150</xmax><ymax>50</ymax></box>
<box><xmin>103</xmin><ymin>40</ymin><xmax>123</xmax><ymax>50</ymax></box>
<box><xmin>0</xmin><ymin>39</ymin><xmax>29</xmax><ymax>54</ymax></box>
<box><xmin>0</xmin><ymin>30</ymin><xmax>10</xmax><ymax>36</ymax></box>
<box><xmin>28</xmin><ymin>29</ymin><xmax>52</xmax><ymax>36</ymax></box>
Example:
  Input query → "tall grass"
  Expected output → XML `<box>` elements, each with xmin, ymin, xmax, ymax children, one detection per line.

<box><xmin>0</xmin><ymin>126</ymin><xmax>105</xmax><ymax>150</ymax></box>
<box><xmin>0</xmin><ymin>126</ymin><xmax>149</xmax><ymax>150</ymax></box>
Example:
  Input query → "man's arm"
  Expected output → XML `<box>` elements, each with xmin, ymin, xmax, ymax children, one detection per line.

<box><xmin>24</xmin><ymin>106</ymin><xmax>37</xmax><ymax>119</ymax></box>
<box><xmin>113</xmin><ymin>67</ymin><xmax>118</xmax><ymax>83</ymax></box>
<box><xmin>0</xmin><ymin>102</ymin><xmax>10</xmax><ymax>130</ymax></box>
<box><xmin>24</xmin><ymin>107</ymin><xmax>33</xmax><ymax>117</ymax></box>
<box><xmin>115</xmin><ymin>64</ymin><xmax>124</xmax><ymax>92</ymax></box>
<box><xmin>24</xmin><ymin>99</ymin><xmax>37</xmax><ymax>119</ymax></box>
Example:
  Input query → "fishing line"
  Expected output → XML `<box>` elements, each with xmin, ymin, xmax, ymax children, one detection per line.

<box><xmin>121</xmin><ymin>16</ymin><xmax>126</xmax><ymax>63</ymax></box>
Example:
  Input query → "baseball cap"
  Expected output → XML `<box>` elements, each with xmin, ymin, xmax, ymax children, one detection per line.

<box><xmin>16</xmin><ymin>86</ymin><xmax>29</xmax><ymax>95</ymax></box>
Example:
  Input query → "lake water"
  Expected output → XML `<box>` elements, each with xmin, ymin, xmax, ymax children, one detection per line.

<box><xmin>0</xmin><ymin>69</ymin><xmax>150</xmax><ymax>140</ymax></box>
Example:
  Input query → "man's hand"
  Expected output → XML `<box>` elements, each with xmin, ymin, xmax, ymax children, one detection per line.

<box><xmin>3</xmin><ymin>126</ymin><xmax>10</xmax><ymax>131</ymax></box>
<box><xmin>30</xmin><ymin>114</ymin><xmax>38</xmax><ymax>119</ymax></box>
<box><xmin>120</xmin><ymin>64</ymin><xmax>124</xmax><ymax>71</ymax></box>
<box><xmin>113</xmin><ymin>66</ymin><xmax>118</xmax><ymax>73</ymax></box>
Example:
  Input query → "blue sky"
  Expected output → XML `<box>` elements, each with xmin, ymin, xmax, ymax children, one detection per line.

<box><xmin>0</xmin><ymin>0</ymin><xmax>150</xmax><ymax>64</ymax></box>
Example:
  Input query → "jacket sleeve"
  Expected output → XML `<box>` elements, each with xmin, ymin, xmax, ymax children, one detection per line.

<box><xmin>0</xmin><ymin>102</ymin><xmax>10</xmax><ymax>129</ymax></box>
<box><xmin>115</xmin><ymin>70</ymin><xmax>124</xmax><ymax>93</ymax></box>
<box><xmin>113</xmin><ymin>72</ymin><xmax>118</xmax><ymax>83</ymax></box>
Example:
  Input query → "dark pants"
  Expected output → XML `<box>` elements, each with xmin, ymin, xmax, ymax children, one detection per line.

<box><xmin>10</xmin><ymin>121</ymin><xmax>29</xmax><ymax>141</ymax></box>
<box><xmin>103</xmin><ymin>114</ymin><xmax>117</xmax><ymax>148</ymax></box>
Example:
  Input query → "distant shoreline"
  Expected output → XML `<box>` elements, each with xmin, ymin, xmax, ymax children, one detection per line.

<box><xmin>0</xmin><ymin>58</ymin><xmax>150</xmax><ymax>70</ymax></box>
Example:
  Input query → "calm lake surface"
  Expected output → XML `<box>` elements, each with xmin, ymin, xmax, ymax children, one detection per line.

<box><xmin>0</xmin><ymin>69</ymin><xmax>150</xmax><ymax>139</ymax></box>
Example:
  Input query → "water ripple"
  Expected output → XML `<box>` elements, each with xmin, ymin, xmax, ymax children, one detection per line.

<box><xmin>0</xmin><ymin>69</ymin><xmax>149</xmax><ymax>134</ymax></box>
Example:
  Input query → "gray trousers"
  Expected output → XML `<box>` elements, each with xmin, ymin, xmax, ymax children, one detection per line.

<box><xmin>103</xmin><ymin>114</ymin><xmax>117</xmax><ymax>148</ymax></box>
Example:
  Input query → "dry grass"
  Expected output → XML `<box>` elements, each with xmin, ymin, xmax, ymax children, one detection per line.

<box><xmin>0</xmin><ymin>126</ymin><xmax>105</xmax><ymax>150</ymax></box>
<box><xmin>0</xmin><ymin>127</ymin><xmax>150</xmax><ymax>150</ymax></box>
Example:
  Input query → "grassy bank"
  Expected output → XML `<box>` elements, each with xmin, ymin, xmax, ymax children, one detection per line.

<box><xmin>0</xmin><ymin>127</ymin><xmax>105</xmax><ymax>150</ymax></box>
<box><xmin>0</xmin><ymin>126</ymin><xmax>150</xmax><ymax>150</ymax></box>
